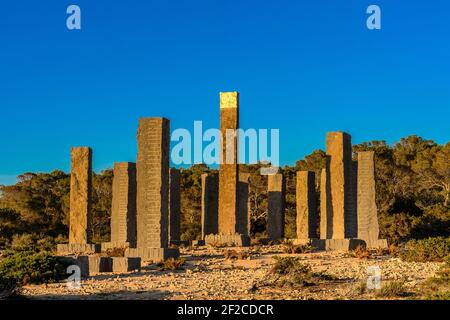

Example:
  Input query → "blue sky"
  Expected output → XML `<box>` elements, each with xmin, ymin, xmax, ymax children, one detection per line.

<box><xmin>0</xmin><ymin>0</ymin><xmax>449</xmax><ymax>185</ymax></box>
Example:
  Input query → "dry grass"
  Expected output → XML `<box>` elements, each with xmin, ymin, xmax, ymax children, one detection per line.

<box><xmin>351</xmin><ymin>245</ymin><xmax>370</xmax><ymax>259</ymax></box>
<box><xmin>375</xmin><ymin>281</ymin><xmax>409</xmax><ymax>298</ymax></box>
<box><xmin>224</xmin><ymin>249</ymin><xmax>249</xmax><ymax>260</ymax></box>
<box><xmin>157</xmin><ymin>257</ymin><xmax>186</xmax><ymax>271</ymax></box>
<box><xmin>282</xmin><ymin>241</ymin><xmax>314</xmax><ymax>254</ymax></box>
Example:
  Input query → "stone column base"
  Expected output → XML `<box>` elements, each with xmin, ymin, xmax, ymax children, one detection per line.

<box><xmin>112</xmin><ymin>257</ymin><xmax>141</xmax><ymax>273</ymax></box>
<box><xmin>57</xmin><ymin>243</ymin><xmax>101</xmax><ymax>255</ymax></box>
<box><xmin>125</xmin><ymin>247</ymin><xmax>180</xmax><ymax>262</ymax></box>
<box><xmin>101</xmin><ymin>242</ymin><xmax>133</xmax><ymax>252</ymax></box>
<box><xmin>292</xmin><ymin>238</ymin><xmax>366</xmax><ymax>251</ymax></box>
<box><xmin>64</xmin><ymin>256</ymin><xmax>112</xmax><ymax>277</ymax></box>
<box><xmin>364</xmin><ymin>239</ymin><xmax>388</xmax><ymax>249</ymax></box>
<box><xmin>205</xmin><ymin>234</ymin><xmax>251</xmax><ymax>247</ymax></box>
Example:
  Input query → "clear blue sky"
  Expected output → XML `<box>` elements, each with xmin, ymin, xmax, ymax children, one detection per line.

<box><xmin>0</xmin><ymin>0</ymin><xmax>449</xmax><ymax>185</ymax></box>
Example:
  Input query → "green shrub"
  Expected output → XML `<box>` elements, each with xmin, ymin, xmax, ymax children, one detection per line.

<box><xmin>420</xmin><ymin>256</ymin><xmax>450</xmax><ymax>299</ymax></box>
<box><xmin>400</xmin><ymin>237</ymin><xmax>450</xmax><ymax>262</ymax></box>
<box><xmin>0</xmin><ymin>250</ymin><xmax>68</xmax><ymax>286</ymax></box>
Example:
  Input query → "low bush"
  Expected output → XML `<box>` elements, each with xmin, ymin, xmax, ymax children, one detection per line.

<box><xmin>351</xmin><ymin>245</ymin><xmax>370</xmax><ymax>259</ymax></box>
<box><xmin>224</xmin><ymin>250</ymin><xmax>249</xmax><ymax>260</ymax></box>
<box><xmin>400</xmin><ymin>237</ymin><xmax>450</xmax><ymax>262</ymax></box>
<box><xmin>0</xmin><ymin>250</ymin><xmax>68</xmax><ymax>286</ymax></box>
<box><xmin>282</xmin><ymin>241</ymin><xmax>314</xmax><ymax>254</ymax></box>
<box><xmin>270</xmin><ymin>256</ymin><xmax>334</xmax><ymax>287</ymax></box>
<box><xmin>158</xmin><ymin>257</ymin><xmax>186</xmax><ymax>271</ymax></box>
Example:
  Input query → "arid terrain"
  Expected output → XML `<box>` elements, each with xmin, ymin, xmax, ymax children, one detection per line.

<box><xmin>21</xmin><ymin>245</ymin><xmax>443</xmax><ymax>300</ymax></box>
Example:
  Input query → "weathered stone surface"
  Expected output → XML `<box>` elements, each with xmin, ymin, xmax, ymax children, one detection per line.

<box><xmin>218</xmin><ymin>92</ymin><xmax>239</xmax><ymax>235</ymax></box>
<box><xmin>204</xmin><ymin>234</ymin><xmax>250</xmax><ymax>247</ymax></box>
<box><xmin>238</xmin><ymin>173</ymin><xmax>250</xmax><ymax>236</ymax></box>
<box><xmin>296</xmin><ymin>171</ymin><xmax>317</xmax><ymax>239</ymax></box>
<box><xmin>69</xmin><ymin>147</ymin><xmax>92</xmax><ymax>244</ymax></box>
<box><xmin>357</xmin><ymin>151</ymin><xmax>384</xmax><ymax>247</ymax></box>
<box><xmin>201</xmin><ymin>173</ymin><xmax>219</xmax><ymax>239</ymax></box>
<box><xmin>74</xmin><ymin>256</ymin><xmax>112</xmax><ymax>276</ymax></box>
<box><xmin>320</xmin><ymin>168</ymin><xmax>332</xmax><ymax>239</ymax></box>
<box><xmin>125</xmin><ymin>247</ymin><xmax>179</xmax><ymax>262</ymax></box>
<box><xmin>293</xmin><ymin>239</ymin><xmax>365</xmax><ymax>251</ymax></box>
<box><xmin>169</xmin><ymin>168</ymin><xmax>181</xmax><ymax>242</ymax></box>
<box><xmin>112</xmin><ymin>257</ymin><xmax>141</xmax><ymax>273</ymax></box>
<box><xmin>57</xmin><ymin>244</ymin><xmax>100</xmax><ymax>255</ymax></box>
<box><xmin>101</xmin><ymin>242</ymin><xmax>131</xmax><ymax>252</ymax></box>
<box><xmin>326</xmin><ymin>132</ymin><xmax>357</xmax><ymax>239</ymax></box>
<box><xmin>136</xmin><ymin>118</ymin><xmax>171</xmax><ymax>249</ymax></box>
<box><xmin>110</xmin><ymin>162</ymin><xmax>137</xmax><ymax>247</ymax></box>
<box><xmin>267</xmin><ymin>174</ymin><xmax>285</xmax><ymax>240</ymax></box>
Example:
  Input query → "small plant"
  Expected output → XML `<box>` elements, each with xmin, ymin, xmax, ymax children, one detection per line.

<box><xmin>158</xmin><ymin>257</ymin><xmax>186</xmax><ymax>271</ymax></box>
<box><xmin>355</xmin><ymin>281</ymin><xmax>367</xmax><ymax>295</ymax></box>
<box><xmin>271</xmin><ymin>256</ymin><xmax>311</xmax><ymax>275</ymax></box>
<box><xmin>376</xmin><ymin>281</ymin><xmax>408</xmax><ymax>298</ymax></box>
<box><xmin>400</xmin><ymin>237</ymin><xmax>450</xmax><ymax>262</ymax></box>
<box><xmin>388</xmin><ymin>244</ymin><xmax>399</xmax><ymax>256</ymax></box>
<box><xmin>351</xmin><ymin>245</ymin><xmax>370</xmax><ymax>259</ymax></box>
<box><xmin>224</xmin><ymin>250</ymin><xmax>249</xmax><ymax>260</ymax></box>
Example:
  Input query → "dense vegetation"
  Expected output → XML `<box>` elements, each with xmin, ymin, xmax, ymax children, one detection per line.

<box><xmin>0</xmin><ymin>135</ymin><xmax>448</xmax><ymax>250</ymax></box>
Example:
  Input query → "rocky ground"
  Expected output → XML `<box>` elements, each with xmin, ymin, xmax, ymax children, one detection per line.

<box><xmin>21</xmin><ymin>245</ymin><xmax>443</xmax><ymax>300</ymax></box>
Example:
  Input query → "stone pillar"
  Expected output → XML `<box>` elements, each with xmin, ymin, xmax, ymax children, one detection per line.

<box><xmin>218</xmin><ymin>92</ymin><xmax>239</xmax><ymax>235</ymax></box>
<box><xmin>326</xmin><ymin>132</ymin><xmax>357</xmax><ymax>239</ymax></box>
<box><xmin>319</xmin><ymin>168</ymin><xmax>331</xmax><ymax>239</ymax></box>
<box><xmin>357</xmin><ymin>151</ymin><xmax>386</xmax><ymax>248</ymax></box>
<box><xmin>169</xmin><ymin>168</ymin><xmax>181</xmax><ymax>243</ymax></box>
<box><xmin>108</xmin><ymin>162</ymin><xmax>137</xmax><ymax>249</ymax></box>
<box><xmin>267</xmin><ymin>174</ymin><xmax>285</xmax><ymax>241</ymax></box>
<box><xmin>238</xmin><ymin>172</ymin><xmax>250</xmax><ymax>236</ymax></box>
<box><xmin>205</xmin><ymin>92</ymin><xmax>249</xmax><ymax>246</ymax></box>
<box><xmin>201</xmin><ymin>173</ymin><xmax>219</xmax><ymax>239</ymax></box>
<box><xmin>57</xmin><ymin>147</ymin><xmax>100</xmax><ymax>254</ymax></box>
<box><xmin>125</xmin><ymin>118</ymin><xmax>179</xmax><ymax>261</ymax></box>
<box><xmin>69</xmin><ymin>147</ymin><xmax>92</xmax><ymax>244</ymax></box>
<box><xmin>296</xmin><ymin>171</ymin><xmax>317</xmax><ymax>239</ymax></box>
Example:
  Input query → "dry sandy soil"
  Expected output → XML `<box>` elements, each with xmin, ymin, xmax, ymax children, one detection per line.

<box><xmin>21</xmin><ymin>245</ymin><xmax>442</xmax><ymax>300</ymax></box>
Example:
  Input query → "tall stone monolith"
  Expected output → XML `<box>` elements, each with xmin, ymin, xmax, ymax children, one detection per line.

<box><xmin>296</xmin><ymin>171</ymin><xmax>317</xmax><ymax>239</ymax></box>
<box><xmin>357</xmin><ymin>151</ymin><xmax>387</xmax><ymax>248</ymax></box>
<box><xmin>267</xmin><ymin>174</ymin><xmax>285</xmax><ymax>241</ymax></box>
<box><xmin>201</xmin><ymin>173</ymin><xmax>219</xmax><ymax>239</ymax></box>
<box><xmin>125</xmin><ymin>118</ymin><xmax>179</xmax><ymax>261</ymax></box>
<box><xmin>102</xmin><ymin>162</ymin><xmax>137</xmax><ymax>251</ymax></box>
<box><xmin>58</xmin><ymin>147</ymin><xmax>100</xmax><ymax>254</ymax></box>
<box><xmin>206</xmin><ymin>92</ymin><xmax>249</xmax><ymax>246</ymax></box>
<box><xmin>238</xmin><ymin>172</ymin><xmax>250</xmax><ymax>236</ymax></box>
<box><xmin>169</xmin><ymin>168</ymin><xmax>181</xmax><ymax>243</ymax></box>
<box><xmin>320</xmin><ymin>168</ymin><xmax>331</xmax><ymax>239</ymax></box>
<box><xmin>326</xmin><ymin>132</ymin><xmax>357</xmax><ymax>239</ymax></box>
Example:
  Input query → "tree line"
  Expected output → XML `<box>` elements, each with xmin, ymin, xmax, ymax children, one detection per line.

<box><xmin>0</xmin><ymin>135</ymin><xmax>448</xmax><ymax>249</ymax></box>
